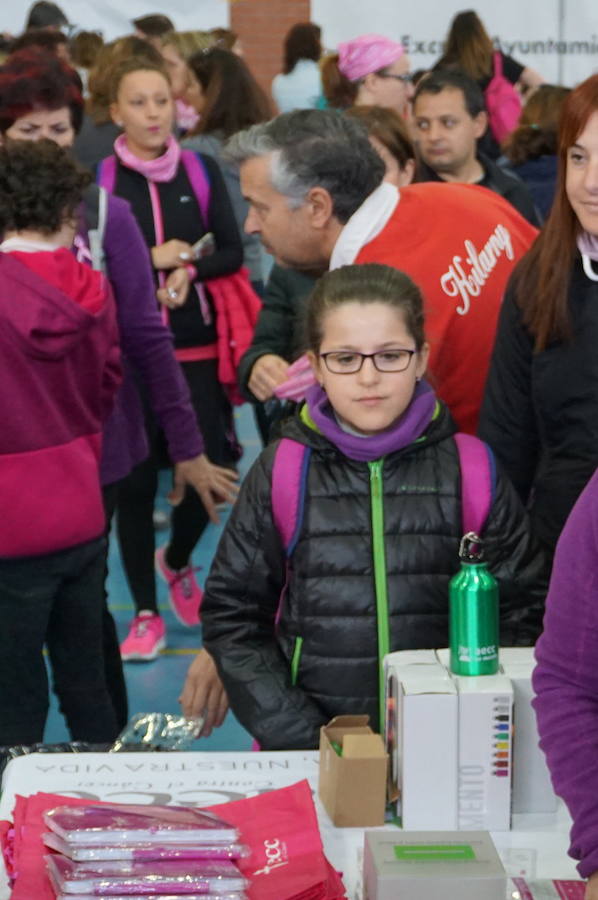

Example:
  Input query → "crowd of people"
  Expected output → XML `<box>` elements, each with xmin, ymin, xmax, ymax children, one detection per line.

<box><xmin>3</xmin><ymin>2</ymin><xmax>598</xmax><ymax>893</ymax></box>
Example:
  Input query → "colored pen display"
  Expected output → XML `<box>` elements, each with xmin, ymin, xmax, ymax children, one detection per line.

<box><xmin>492</xmin><ymin>700</ymin><xmax>511</xmax><ymax>777</ymax></box>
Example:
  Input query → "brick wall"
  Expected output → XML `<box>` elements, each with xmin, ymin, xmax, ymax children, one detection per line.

<box><xmin>230</xmin><ymin>0</ymin><xmax>311</xmax><ymax>105</ymax></box>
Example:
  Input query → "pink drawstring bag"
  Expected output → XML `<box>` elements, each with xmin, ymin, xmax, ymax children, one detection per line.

<box><xmin>207</xmin><ymin>780</ymin><xmax>346</xmax><ymax>899</ymax></box>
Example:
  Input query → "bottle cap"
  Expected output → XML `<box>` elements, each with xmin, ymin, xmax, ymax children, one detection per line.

<box><xmin>459</xmin><ymin>531</ymin><xmax>484</xmax><ymax>561</ymax></box>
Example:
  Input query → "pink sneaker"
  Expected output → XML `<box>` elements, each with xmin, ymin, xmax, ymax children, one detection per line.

<box><xmin>155</xmin><ymin>546</ymin><xmax>202</xmax><ymax>626</ymax></box>
<box><xmin>120</xmin><ymin>613</ymin><xmax>166</xmax><ymax>662</ymax></box>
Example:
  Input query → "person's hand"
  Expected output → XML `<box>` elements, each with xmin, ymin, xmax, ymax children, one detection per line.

<box><xmin>151</xmin><ymin>239</ymin><xmax>193</xmax><ymax>269</ymax></box>
<box><xmin>169</xmin><ymin>453</ymin><xmax>239</xmax><ymax>522</ymax></box>
<box><xmin>248</xmin><ymin>354</ymin><xmax>290</xmax><ymax>401</ymax></box>
<box><xmin>586</xmin><ymin>872</ymin><xmax>598</xmax><ymax>899</ymax></box>
<box><xmin>179</xmin><ymin>648</ymin><xmax>229</xmax><ymax>736</ymax></box>
<box><xmin>157</xmin><ymin>267</ymin><xmax>191</xmax><ymax>309</ymax></box>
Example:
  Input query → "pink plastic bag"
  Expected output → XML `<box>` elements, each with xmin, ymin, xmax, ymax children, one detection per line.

<box><xmin>207</xmin><ymin>780</ymin><xmax>346</xmax><ymax>900</ymax></box>
<box><xmin>273</xmin><ymin>354</ymin><xmax>317</xmax><ymax>402</ymax></box>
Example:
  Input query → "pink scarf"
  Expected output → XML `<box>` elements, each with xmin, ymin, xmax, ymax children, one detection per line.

<box><xmin>113</xmin><ymin>133</ymin><xmax>181</xmax><ymax>182</ymax></box>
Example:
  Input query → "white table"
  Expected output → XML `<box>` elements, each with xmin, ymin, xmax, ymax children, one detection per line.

<box><xmin>0</xmin><ymin>751</ymin><xmax>579</xmax><ymax>899</ymax></box>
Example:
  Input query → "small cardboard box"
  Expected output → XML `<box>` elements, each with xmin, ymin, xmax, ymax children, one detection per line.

<box><xmin>436</xmin><ymin>650</ymin><xmax>513</xmax><ymax>830</ymax></box>
<box><xmin>384</xmin><ymin>657</ymin><xmax>458</xmax><ymax>829</ymax></box>
<box><xmin>363</xmin><ymin>830</ymin><xmax>507</xmax><ymax>900</ymax></box>
<box><xmin>318</xmin><ymin>715</ymin><xmax>388</xmax><ymax>827</ymax></box>
<box><xmin>500</xmin><ymin>650</ymin><xmax>557</xmax><ymax>814</ymax></box>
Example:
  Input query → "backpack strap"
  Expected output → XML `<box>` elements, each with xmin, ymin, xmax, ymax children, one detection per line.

<box><xmin>492</xmin><ymin>50</ymin><xmax>503</xmax><ymax>78</ymax></box>
<box><xmin>97</xmin><ymin>156</ymin><xmax>117</xmax><ymax>194</ymax></box>
<box><xmin>180</xmin><ymin>150</ymin><xmax>211</xmax><ymax>225</ymax></box>
<box><xmin>87</xmin><ymin>186</ymin><xmax>108</xmax><ymax>273</ymax></box>
<box><xmin>454</xmin><ymin>432</ymin><xmax>496</xmax><ymax>537</ymax></box>
<box><xmin>271</xmin><ymin>438</ymin><xmax>311</xmax><ymax>557</ymax></box>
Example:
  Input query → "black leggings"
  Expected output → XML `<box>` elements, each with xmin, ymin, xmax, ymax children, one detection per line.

<box><xmin>116</xmin><ymin>359</ymin><xmax>238</xmax><ymax>616</ymax></box>
<box><xmin>102</xmin><ymin>481</ymin><xmax>129</xmax><ymax>731</ymax></box>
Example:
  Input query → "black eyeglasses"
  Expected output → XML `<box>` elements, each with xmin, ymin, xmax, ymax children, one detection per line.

<box><xmin>320</xmin><ymin>349</ymin><xmax>416</xmax><ymax>374</ymax></box>
<box><xmin>378</xmin><ymin>72</ymin><xmax>413</xmax><ymax>84</ymax></box>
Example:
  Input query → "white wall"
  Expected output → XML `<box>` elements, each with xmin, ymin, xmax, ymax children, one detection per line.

<box><xmin>2</xmin><ymin>0</ymin><xmax>229</xmax><ymax>41</ymax></box>
<box><xmin>4</xmin><ymin>0</ymin><xmax>598</xmax><ymax>86</ymax></box>
<box><xmin>312</xmin><ymin>0</ymin><xmax>598</xmax><ymax>86</ymax></box>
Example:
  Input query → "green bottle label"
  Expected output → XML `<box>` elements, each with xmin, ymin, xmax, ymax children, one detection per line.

<box><xmin>457</xmin><ymin>643</ymin><xmax>498</xmax><ymax>663</ymax></box>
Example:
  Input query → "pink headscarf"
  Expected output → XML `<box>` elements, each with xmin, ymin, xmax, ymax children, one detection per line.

<box><xmin>338</xmin><ymin>34</ymin><xmax>405</xmax><ymax>83</ymax></box>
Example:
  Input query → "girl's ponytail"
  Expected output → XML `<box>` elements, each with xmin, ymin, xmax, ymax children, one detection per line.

<box><xmin>320</xmin><ymin>53</ymin><xmax>358</xmax><ymax>109</ymax></box>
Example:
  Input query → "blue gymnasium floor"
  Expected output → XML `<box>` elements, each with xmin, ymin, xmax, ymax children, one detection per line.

<box><xmin>44</xmin><ymin>404</ymin><xmax>262</xmax><ymax>751</ymax></box>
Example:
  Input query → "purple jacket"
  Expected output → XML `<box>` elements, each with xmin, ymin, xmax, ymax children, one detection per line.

<box><xmin>532</xmin><ymin>467</ymin><xmax>598</xmax><ymax>878</ymax></box>
<box><xmin>77</xmin><ymin>190</ymin><xmax>204</xmax><ymax>485</ymax></box>
<box><xmin>0</xmin><ymin>250</ymin><xmax>120</xmax><ymax>556</ymax></box>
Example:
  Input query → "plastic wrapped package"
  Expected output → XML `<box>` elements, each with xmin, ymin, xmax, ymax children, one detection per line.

<box><xmin>110</xmin><ymin>714</ymin><xmax>204</xmax><ymax>752</ymax></box>
<box><xmin>49</xmin><ymin>894</ymin><xmax>246</xmax><ymax>900</ymax></box>
<box><xmin>43</xmin><ymin>804</ymin><xmax>238</xmax><ymax>845</ymax></box>
<box><xmin>43</xmin><ymin>832</ymin><xmax>249</xmax><ymax>862</ymax></box>
<box><xmin>45</xmin><ymin>855</ymin><xmax>248</xmax><ymax>895</ymax></box>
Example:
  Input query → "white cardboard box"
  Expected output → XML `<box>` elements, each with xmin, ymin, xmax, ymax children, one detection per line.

<box><xmin>385</xmin><ymin>656</ymin><xmax>458</xmax><ymax>829</ymax></box>
<box><xmin>499</xmin><ymin>648</ymin><xmax>537</xmax><ymax>666</ymax></box>
<box><xmin>453</xmin><ymin>674</ymin><xmax>513</xmax><ymax>829</ymax></box>
<box><xmin>436</xmin><ymin>648</ymin><xmax>514</xmax><ymax>830</ymax></box>
<box><xmin>500</xmin><ymin>655</ymin><xmax>558</xmax><ymax>814</ymax></box>
<box><xmin>363</xmin><ymin>830</ymin><xmax>506</xmax><ymax>900</ymax></box>
<box><xmin>383</xmin><ymin>649</ymin><xmax>440</xmax><ymax>668</ymax></box>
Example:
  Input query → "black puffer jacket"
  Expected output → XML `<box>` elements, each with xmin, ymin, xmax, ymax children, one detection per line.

<box><xmin>202</xmin><ymin>403</ymin><xmax>547</xmax><ymax>750</ymax></box>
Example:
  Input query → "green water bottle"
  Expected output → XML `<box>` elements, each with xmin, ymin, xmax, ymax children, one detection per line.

<box><xmin>449</xmin><ymin>532</ymin><xmax>499</xmax><ymax>676</ymax></box>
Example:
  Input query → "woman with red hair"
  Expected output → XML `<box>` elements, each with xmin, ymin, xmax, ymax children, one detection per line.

<box><xmin>479</xmin><ymin>73</ymin><xmax>598</xmax><ymax>557</ymax></box>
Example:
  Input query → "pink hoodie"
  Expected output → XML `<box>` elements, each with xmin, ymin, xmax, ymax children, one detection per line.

<box><xmin>0</xmin><ymin>249</ymin><xmax>121</xmax><ymax>557</ymax></box>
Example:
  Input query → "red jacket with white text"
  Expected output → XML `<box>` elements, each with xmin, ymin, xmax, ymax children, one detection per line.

<box><xmin>356</xmin><ymin>182</ymin><xmax>537</xmax><ymax>433</ymax></box>
<box><xmin>0</xmin><ymin>249</ymin><xmax>121</xmax><ymax>557</ymax></box>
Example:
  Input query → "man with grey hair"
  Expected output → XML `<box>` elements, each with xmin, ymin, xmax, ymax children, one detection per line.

<box><xmin>226</xmin><ymin>108</ymin><xmax>537</xmax><ymax>433</ymax></box>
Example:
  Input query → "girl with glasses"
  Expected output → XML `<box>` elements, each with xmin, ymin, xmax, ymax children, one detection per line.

<box><xmin>180</xmin><ymin>262</ymin><xmax>547</xmax><ymax>750</ymax></box>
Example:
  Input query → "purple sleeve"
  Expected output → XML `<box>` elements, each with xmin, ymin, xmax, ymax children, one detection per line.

<box><xmin>532</xmin><ymin>467</ymin><xmax>598</xmax><ymax>879</ymax></box>
<box><xmin>103</xmin><ymin>193</ymin><xmax>204</xmax><ymax>460</ymax></box>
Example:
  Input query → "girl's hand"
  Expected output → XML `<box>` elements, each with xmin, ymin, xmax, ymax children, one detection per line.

<box><xmin>151</xmin><ymin>239</ymin><xmax>193</xmax><ymax>269</ymax></box>
<box><xmin>157</xmin><ymin>267</ymin><xmax>191</xmax><ymax>309</ymax></box>
<box><xmin>179</xmin><ymin>649</ymin><xmax>229</xmax><ymax>735</ymax></box>
<box><xmin>169</xmin><ymin>454</ymin><xmax>240</xmax><ymax>522</ymax></box>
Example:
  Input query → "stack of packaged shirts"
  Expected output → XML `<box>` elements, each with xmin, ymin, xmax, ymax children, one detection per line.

<box><xmin>42</xmin><ymin>803</ymin><xmax>248</xmax><ymax>899</ymax></box>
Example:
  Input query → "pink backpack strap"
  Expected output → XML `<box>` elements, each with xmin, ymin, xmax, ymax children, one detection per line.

<box><xmin>493</xmin><ymin>50</ymin><xmax>503</xmax><ymax>77</ymax></box>
<box><xmin>271</xmin><ymin>438</ymin><xmax>311</xmax><ymax>556</ymax></box>
<box><xmin>250</xmin><ymin>438</ymin><xmax>310</xmax><ymax>754</ymax></box>
<box><xmin>454</xmin><ymin>433</ymin><xmax>496</xmax><ymax>537</ymax></box>
<box><xmin>97</xmin><ymin>156</ymin><xmax>117</xmax><ymax>193</ymax></box>
<box><xmin>180</xmin><ymin>150</ymin><xmax>211</xmax><ymax>224</ymax></box>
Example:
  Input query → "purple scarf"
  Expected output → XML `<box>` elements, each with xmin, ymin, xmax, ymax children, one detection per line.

<box><xmin>305</xmin><ymin>380</ymin><xmax>437</xmax><ymax>462</ymax></box>
<box><xmin>113</xmin><ymin>133</ymin><xmax>181</xmax><ymax>182</ymax></box>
